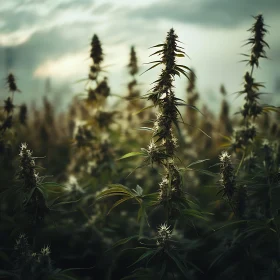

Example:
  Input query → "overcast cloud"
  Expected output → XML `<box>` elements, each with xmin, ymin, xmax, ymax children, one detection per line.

<box><xmin>0</xmin><ymin>0</ymin><xmax>279</xmax><ymax>112</ymax></box>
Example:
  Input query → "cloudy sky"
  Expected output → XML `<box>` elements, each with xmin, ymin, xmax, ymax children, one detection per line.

<box><xmin>0</xmin><ymin>0</ymin><xmax>280</xmax><ymax>113</ymax></box>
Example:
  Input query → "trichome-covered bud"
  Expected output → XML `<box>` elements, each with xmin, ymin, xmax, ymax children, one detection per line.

<box><xmin>18</xmin><ymin>143</ymin><xmax>39</xmax><ymax>190</ymax></box>
<box><xmin>158</xmin><ymin>176</ymin><xmax>170</xmax><ymax>202</ymax></box>
<box><xmin>219</xmin><ymin>151</ymin><xmax>236</xmax><ymax>200</ymax></box>
<box><xmin>143</xmin><ymin>140</ymin><xmax>165</xmax><ymax>165</ymax></box>
<box><xmin>156</xmin><ymin>223</ymin><xmax>172</xmax><ymax>247</ymax></box>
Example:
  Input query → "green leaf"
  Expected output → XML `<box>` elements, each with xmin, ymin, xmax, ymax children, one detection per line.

<box><xmin>214</xmin><ymin>220</ymin><xmax>247</xmax><ymax>231</ymax></box>
<box><xmin>144</xmin><ymin>60</ymin><xmax>162</xmax><ymax>65</ymax></box>
<box><xmin>186</xmin><ymin>159</ymin><xmax>210</xmax><ymax>168</ymax></box>
<box><xmin>166</xmin><ymin>250</ymin><xmax>191</xmax><ymax>278</ymax></box>
<box><xmin>107</xmin><ymin>235</ymin><xmax>139</xmax><ymax>252</ymax></box>
<box><xmin>177</xmin><ymin>64</ymin><xmax>192</xmax><ymax>71</ymax></box>
<box><xmin>182</xmin><ymin>209</ymin><xmax>210</xmax><ymax>221</ymax></box>
<box><xmin>137</xmin><ymin>205</ymin><xmax>146</xmax><ymax>222</ymax></box>
<box><xmin>191</xmin><ymin>169</ymin><xmax>217</xmax><ymax>178</ymax></box>
<box><xmin>128</xmin><ymin>249</ymin><xmax>157</xmax><ymax>268</ymax></box>
<box><xmin>138</xmin><ymin>127</ymin><xmax>154</xmax><ymax>132</ymax></box>
<box><xmin>133</xmin><ymin>105</ymin><xmax>154</xmax><ymax>115</ymax></box>
<box><xmin>118</xmin><ymin>152</ymin><xmax>144</xmax><ymax>160</ymax></box>
<box><xmin>175</xmin><ymin>54</ymin><xmax>185</xmax><ymax>57</ymax></box>
<box><xmin>133</xmin><ymin>185</ymin><xmax>143</xmax><ymax>196</ymax></box>
<box><xmin>51</xmin><ymin>198</ymin><xmax>81</xmax><ymax>208</ymax></box>
<box><xmin>149</xmin><ymin>43</ymin><xmax>165</xmax><ymax>49</ymax></box>
<box><xmin>107</xmin><ymin>197</ymin><xmax>132</xmax><ymax>215</ymax></box>
<box><xmin>149</xmin><ymin>49</ymin><xmax>163</xmax><ymax>57</ymax></box>
<box><xmin>262</xmin><ymin>105</ymin><xmax>280</xmax><ymax>113</ymax></box>
<box><xmin>208</xmin><ymin>252</ymin><xmax>225</xmax><ymax>271</ymax></box>
<box><xmin>140</xmin><ymin>62</ymin><xmax>161</xmax><ymax>76</ymax></box>
<box><xmin>168</xmin><ymin>250</ymin><xmax>204</xmax><ymax>275</ymax></box>
<box><xmin>175</xmin><ymin>66</ymin><xmax>190</xmax><ymax>80</ymax></box>
<box><xmin>25</xmin><ymin>187</ymin><xmax>37</xmax><ymax>205</ymax></box>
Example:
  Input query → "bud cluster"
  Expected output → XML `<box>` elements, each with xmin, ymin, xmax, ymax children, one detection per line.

<box><xmin>156</xmin><ymin>223</ymin><xmax>172</xmax><ymax>247</ymax></box>
<box><xmin>18</xmin><ymin>143</ymin><xmax>39</xmax><ymax>191</ymax></box>
<box><xmin>219</xmin><ymin>151</ymin><xmax>236</xmax><ymax>200</ymax></box>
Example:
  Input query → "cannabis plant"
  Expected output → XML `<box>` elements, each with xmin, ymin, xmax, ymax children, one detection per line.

<box><xmin>97</xmin><ymin>28</ymin><xmax>208</xmax><ymax>279</ymax></box>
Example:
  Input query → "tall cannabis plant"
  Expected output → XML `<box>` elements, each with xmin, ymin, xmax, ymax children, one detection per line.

<box><xmin>232</xmin><ymin>14</ymin><xmax>270</xmax><ymax>151</ymax></box>
<box><xmin>97</xmin><ymin>28</ymin><xmax>206</xmax><ymax>279</ymax></box>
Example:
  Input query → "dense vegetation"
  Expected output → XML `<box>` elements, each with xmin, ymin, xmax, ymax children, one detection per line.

<box><xmin>1</xmin><ymin>14</ymin><xmax>280</xmax><ymax>280</ymax></box>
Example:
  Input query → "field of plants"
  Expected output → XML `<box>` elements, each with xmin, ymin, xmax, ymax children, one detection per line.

<box><xmin>1</xmin><ymin>14</ymin><xmax>280</xmax><ymax>280</ymax></box>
